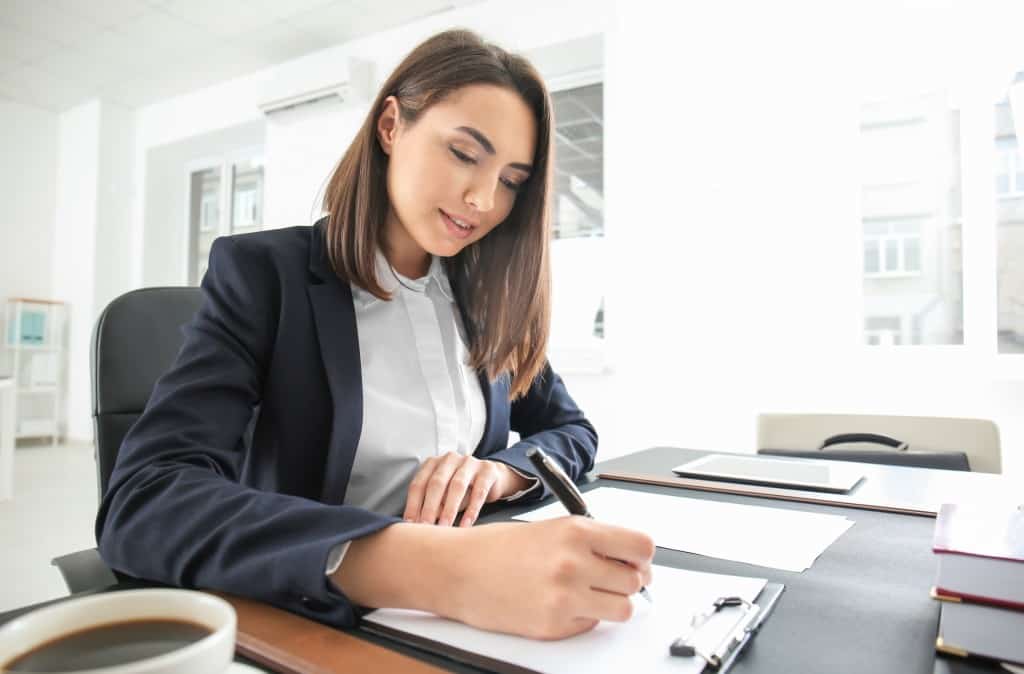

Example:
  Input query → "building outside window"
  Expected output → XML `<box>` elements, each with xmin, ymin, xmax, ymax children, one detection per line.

<box><xmin>995</xmin><ymin>97</ymin><xmax>1024</xmax><ymax>353</ymax></box>
<box><xmin>863</xmin><ymin>218</ymin><xmax>923</xmax><ymax>277</ymax></box>
<box><xmin>860</xmin><ymin>92</ymin><xmax>963</xmax><ymax>346</ymax></box>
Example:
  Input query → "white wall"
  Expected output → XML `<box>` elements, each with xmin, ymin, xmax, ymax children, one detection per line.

<box><xmin>52</xmin><ymin>101</ymin><xmax>100</xmax><ymax>441</ymax></box>
<box><xmin>94</xmin><ymin>102</ymin><xmax>137</xmax><ymax>320</ymax></box>
<box><xmin>51</xmin><ymin>99</ymin><xmax>137</xmax><ymax>441</ymax></box>
<box><xmin>263</xmin><ymin>98</ymin><xmax>367</xmax><ymax>228</ymax></box>
<box><xmin>0</xmin><ymin>102</ymin><xmax>57</xmax><ymax>305</ymax></box>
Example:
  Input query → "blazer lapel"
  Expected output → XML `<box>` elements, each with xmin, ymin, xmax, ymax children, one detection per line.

<box><xmin>307</xmin><ymin>222</ymin><xmax>363</xmax><ymax>505</ymax></box>
<box><xmin>475</xmin><ymin>371</ymin><xmax>510</xmax><ymax>456</ymax></box>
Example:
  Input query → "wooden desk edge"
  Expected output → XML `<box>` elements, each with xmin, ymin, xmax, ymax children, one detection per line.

<box><xmin>215</xmin><ymin>592</ymin><xmax>448</xmax><ymax>674</ymax></box>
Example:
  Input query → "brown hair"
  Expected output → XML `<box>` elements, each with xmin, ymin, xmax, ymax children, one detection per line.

<box><xmin>321</xmin><ymin>29</ymin><xmax>553</xmax><ymax>400</ymax></box>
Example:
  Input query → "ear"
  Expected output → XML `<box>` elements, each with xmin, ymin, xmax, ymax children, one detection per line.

<box><xmin>376</xmin><ymin>96</ymin><xmax>400</xmax><ymax>156</ymax></box>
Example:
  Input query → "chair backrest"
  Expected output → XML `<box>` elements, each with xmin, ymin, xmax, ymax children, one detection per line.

<box><xmin>91</xmin><ymin>287</ymin><xmax>203</xmax><ymax>497</ymax></box>
<box><xmin>756</xmin><ymin>413</ymin><xmax>1002</xmax><ymax>474</ymax></box>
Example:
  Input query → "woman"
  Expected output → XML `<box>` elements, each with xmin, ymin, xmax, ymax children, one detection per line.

<box><xmin>97</xmin><ymin>29</ymin><xmax>653</xmax><ymax>641</ymax></box>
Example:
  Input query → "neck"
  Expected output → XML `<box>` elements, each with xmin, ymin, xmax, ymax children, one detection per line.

<box><xmin>384</xmin><ymin>209</ymin><xmax>431</xmax><ymax>279</ymax></box>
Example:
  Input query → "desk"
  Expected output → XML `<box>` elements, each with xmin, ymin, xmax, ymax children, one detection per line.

<box><xmin>0</xmin><ymin>376</ymin><xmax>13</xmax><ymax>501</ymax></box>
<box><xmin>0</xmin><ymin>447</ymin><xmax>1012</xmax><ymax>673</ymax></box>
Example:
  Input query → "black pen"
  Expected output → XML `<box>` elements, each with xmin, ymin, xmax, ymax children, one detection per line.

<box><xmin>525</xmin><ymin>446</ymin><xmax>653</xmax><ymax>603</ymax></box>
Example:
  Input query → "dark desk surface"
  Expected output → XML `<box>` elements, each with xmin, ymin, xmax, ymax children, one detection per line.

<box><xmin>2</xmin><ymin>447</ymin><xmax>1010</xmax><ymax>674</ymax></box>
<box><xmin>485</xmin><ymin>447</ymin><xmax>1004</xmax><ymax>674</ymax></box>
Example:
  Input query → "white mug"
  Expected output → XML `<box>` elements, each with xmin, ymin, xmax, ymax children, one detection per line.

<box><xmin>0</xmin><ymin>589</ymin><xmax>236</xmax><ymax>674</ymax></box>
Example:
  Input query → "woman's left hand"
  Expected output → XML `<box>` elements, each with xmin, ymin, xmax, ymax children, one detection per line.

<box><xmin>403</xmin><ymin>453</ymin><xmax>532</xmax><ymax>527</ymax></box>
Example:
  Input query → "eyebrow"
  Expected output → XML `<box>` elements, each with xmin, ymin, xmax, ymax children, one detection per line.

<box><xmin>455</xmin><ymin>126</ymin><xmax>533</xmax><ymax>173</ymax></box>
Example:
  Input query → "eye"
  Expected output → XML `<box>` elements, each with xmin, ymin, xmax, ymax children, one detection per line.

<box><xmin>449</xmin><ymin>146</ymin><xmax>476</xmax><ymax>164</ymax></box>
<box><xmin>500</xmin><ymin>177</ymin><xmax>522</xmax><ymax>192</ymax></box>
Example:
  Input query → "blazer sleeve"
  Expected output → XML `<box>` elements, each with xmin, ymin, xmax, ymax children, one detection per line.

<box><xmin>95</xmin><ymin>236</ymin><xmax>399</xmax><ymax>628</ymax></box>
<box><xmin>486</xmin><ymin>362</ymin><xmax>598</xmax><ymax>499</ymax></box>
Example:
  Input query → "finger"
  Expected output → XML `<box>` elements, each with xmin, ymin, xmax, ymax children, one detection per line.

<box><xmin>438</xmin><ymin>459</ymin><xmax>479</xmax><ymax>526</ymax></box>
<box><xmin>585</xmin><ymin>522</ymin><xmax>656</xmax><ymax>567</ymax></box>
<box><xmin>458</xmin><ymin>469</ymin><xmax>498</xmax><ymax>527</ymax></box>
<box><xmin>419</xmin><ymin>453</ymin><xmax>463</xmax><ymax>524</ymax></box>
<box><xmin>403</xmin><ymin>456</ymin><xmax>439</xmax><ymax>522</ymax></box>
<box><xmin>577</xmin><ymin>587</ymin><xmax>635</xmax><ymax>624</ymax></box>
<box><xmin>586</xmin><ymin>554</ymin><xmax>648</xmax><ymax>597</ymax></box>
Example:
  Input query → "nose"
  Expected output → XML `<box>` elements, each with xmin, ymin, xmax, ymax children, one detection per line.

<box><xmin>464</xmin><ymin>175</ymin><xmax>497</xmax><ymax>213</ymax></box>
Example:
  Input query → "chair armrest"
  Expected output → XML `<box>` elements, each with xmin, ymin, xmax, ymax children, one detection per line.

<box><xmin>51</xmin><ymin>548</ymin><xmax>117</xmax><ymax>594</ymax></box>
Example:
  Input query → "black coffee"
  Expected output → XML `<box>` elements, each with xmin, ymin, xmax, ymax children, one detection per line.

<box><xmin>4</xmin><ymin>619</ymin><xmax>212</xmax><ymax>672</ymax></box>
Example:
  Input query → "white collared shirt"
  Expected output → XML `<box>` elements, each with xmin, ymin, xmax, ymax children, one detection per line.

<box><xmin>325</xmin><ymin>251</ymin><xmax>538</xmax><ymax>577</ymax></box>
<box><xmin>343</xmin><ymin>250</ymin><xmax>488</xmax><ymax>516</ymax></box>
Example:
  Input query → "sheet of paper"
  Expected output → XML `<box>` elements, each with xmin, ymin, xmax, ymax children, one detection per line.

<box><xmin>364</xmin><ymin>566</ymin><xmax>766</xmax><ymax>674</ymax></box>
<box><xmin>515</xmin><ymin>487</ymin><xmax>853</xmax><ymax>572</ymax></box>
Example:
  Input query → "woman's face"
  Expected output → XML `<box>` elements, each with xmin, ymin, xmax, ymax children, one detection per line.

<box><xmin>377</xmin><ymin>84</ymin><xmax>537</xmax><ymax>274</ymax></box>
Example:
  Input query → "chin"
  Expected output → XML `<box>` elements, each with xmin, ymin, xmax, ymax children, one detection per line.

<box><xmin>427</xmin><ymin>234</ymin><xmax>471</xmax><ymax>257</ymax></box>
<box><xmin>438</xmin><ymin>241</ymin><xmax>468</xmax><ymax>257</ymax></box>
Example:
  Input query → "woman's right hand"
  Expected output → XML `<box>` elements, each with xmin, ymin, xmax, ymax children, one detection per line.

<box><xmin>438</xmin><ymin>517</ymin><xmax>655</xmax><ymax>640</ymax></box>
<box><xmin>333</xmin><ymin>516</ymin><xmax>654</xmax><ymax>640</ymax></box>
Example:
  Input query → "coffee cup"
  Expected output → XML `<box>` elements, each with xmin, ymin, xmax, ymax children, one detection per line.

<box><xmin>0</xmin><ymin>589</ymin><xmax>236</xmax><ymax>673</ymax></box>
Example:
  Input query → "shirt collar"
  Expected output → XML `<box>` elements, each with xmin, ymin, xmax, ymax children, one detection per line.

<box><xmin>354</xmin><ymin>250</ymin><xmax>454</xmax><ymax>308</ymax></box>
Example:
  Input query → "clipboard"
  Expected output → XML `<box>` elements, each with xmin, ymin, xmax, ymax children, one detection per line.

<box><xmin>676</xmin><ymin>582</ymin><xmax>785</xmax><ymax>673</ymax></box>
<box><xmin>361</xmin><ymin>581</ymin><xmax>786</xmax><ymax>674</ymax></box>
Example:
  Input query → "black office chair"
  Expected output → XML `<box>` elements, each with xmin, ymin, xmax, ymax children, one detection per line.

<box><xmin>51</xmin><ymin>287</ymin><xmax>203</xmax><ymax>594</ymax></box>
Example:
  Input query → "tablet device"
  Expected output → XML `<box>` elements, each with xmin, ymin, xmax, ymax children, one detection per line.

<box><xmin>671</xmin><ymin>454</ymin><xmax>864</xmax><ymax>493</ymax></box>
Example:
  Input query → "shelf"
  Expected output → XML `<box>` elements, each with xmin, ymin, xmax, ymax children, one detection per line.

<box><xmin>5</xmin><ymin>298</ymin><xmax>67</xmax><ymax>444</ymax></box>
<box><xmin>4</xmin><ymin>344</ymin><xmax>61</xmax><ymax>351</ymax></box>
<box><xmin>16</xmin><ymin>421</ymin><xmax>59</xmax><ymax>438</ymax></box>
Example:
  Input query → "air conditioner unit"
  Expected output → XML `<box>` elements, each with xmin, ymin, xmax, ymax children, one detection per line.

<box><xmin>258</xmin><ymin>56</ymin><xmax>376</xmax><ymax>115</ymax></box>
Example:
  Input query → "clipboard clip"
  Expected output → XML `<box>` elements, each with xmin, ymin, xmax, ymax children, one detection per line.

<box><xmin>669</xmin><ymin>595</ymin><xmax>762</xmax><ymax>669</ymax></box>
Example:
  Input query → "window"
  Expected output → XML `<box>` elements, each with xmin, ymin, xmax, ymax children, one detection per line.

<box><xmin>552</xmin><ymin>83</ymin><xmax>604</xmax><ymax>241</ymax></box>
<box><xmin>863</xmin><ymin>219</ymin><xmax>923</xmax><ymax>276</ymax></box>
<box><xmin>187</xmin><ymin>154</ymin><xmax>264</xmax><ymax>285</ymax></box>
<box><xmin>865</xmin><ymin>316</ymin><xmax>902</xmax><ymax>346</ymax></box>
<box><xmin>860</xmin><ymin>93</ymin><xmax>963</xmax><ymax>346</ymax></box>
<box><xmin>995</xmin><ymin>97</ymin><xmax>1024</xmax><ymax>353</ymax></box>
<box><xmin>548</xmin><ymin>82</ymin><xmax>606</xmax><ymax>355</ymax></box>
<box><xmin>995</xmin><ymin>138</ymin><xmax>1024</xmax><ymax>198</ymax></box>
<box><xmin>231</xmin><ymin>159</ymin><xmax>264</xmax><ymax>233</ymax></box>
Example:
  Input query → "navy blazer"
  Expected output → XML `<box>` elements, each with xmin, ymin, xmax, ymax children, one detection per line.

<box><xmin>96</xmin><ymin>220</ymin><xmax>597</xmax><ymax>627</ymax></box>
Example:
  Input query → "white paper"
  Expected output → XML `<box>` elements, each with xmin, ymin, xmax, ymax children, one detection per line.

<box><xmin>515</xmin><ymin>487</ymin><xmax>853</xmax><ymax>572</ymax></box>
<box><xmin>364</xmin><ymin>566</ymin><xmax>767</xmax><ymax>674</ymax></box>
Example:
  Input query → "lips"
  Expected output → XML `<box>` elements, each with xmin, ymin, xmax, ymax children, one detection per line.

<box><xmin>440</xmin><ymin>209</ymin><xmax>477</xmax><ymax>239</ymax></box>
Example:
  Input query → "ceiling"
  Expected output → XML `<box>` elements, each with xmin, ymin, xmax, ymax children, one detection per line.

<box><xmin>0</xmin><ymin>0</ymin><xmax>474</xmax><ymax>112</ymax></box>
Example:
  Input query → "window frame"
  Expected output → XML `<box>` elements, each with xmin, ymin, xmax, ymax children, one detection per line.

<box><xmin>863</xmin><ymin>219</ymin><xmax>924</xmax><ymax>279</ymax></box>
<box><xmin>995</xmin><ymin>137</ymin><xmax>1024</xmax><ymax>200</ymax></box>
<box><xmin>544</xmin><ymin>67</ymin><xmax>609</xmax><ymax>374</ymax></box>
<box><xmin>183</xmin><ymin>146</ymin><xmax>264</xmax><ymax>286</ymax></box>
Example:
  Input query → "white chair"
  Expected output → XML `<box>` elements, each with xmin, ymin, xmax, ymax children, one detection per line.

<box><xmin>756</xmin><ymin>413</ymin><xmax>1002</xmax><ymax>474</ymax></box>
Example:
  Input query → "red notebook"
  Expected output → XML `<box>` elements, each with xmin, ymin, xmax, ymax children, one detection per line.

<box><xmin>932</xmin><ymin>503</ymin><xmax>1024</xmax><ymax>610</ymax></box>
